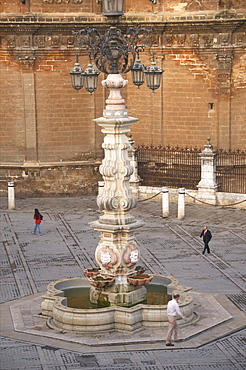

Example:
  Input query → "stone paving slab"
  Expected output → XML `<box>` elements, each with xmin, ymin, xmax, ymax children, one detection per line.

<box><xmin>1</xmin><ymin>196</ymin><xmax>246</xmax><ymax>369</ymax></box>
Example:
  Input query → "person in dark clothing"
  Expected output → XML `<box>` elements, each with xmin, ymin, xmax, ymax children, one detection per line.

<box><xmin>33</xmin><ymin>208</ymin><xmax>43</xmax><ymax>235</ymax></box>
<box><xmin>200</xmin><ymin>226</ymin><xmax>212</xmax><ymax>254</ymax></box>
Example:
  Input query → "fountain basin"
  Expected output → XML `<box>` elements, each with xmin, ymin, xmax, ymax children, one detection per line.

<box><xmin>88</xmin><ymin>275</ymin><xmax>115</xmax><ymax>288</ymax></box>
<box><xmin>83</xmin><ymin>267</ymin><xmax>101</xmax><ymax>278</ymax></box>
<box><xmin>41</xmin><ymin>275</ymin><xmax>194</xmax><ymax>333</ymax></box>
<box><xmin>128</xmin><ymin>274</ymin><xmax>153</xmax><ymax>286</ymax></box>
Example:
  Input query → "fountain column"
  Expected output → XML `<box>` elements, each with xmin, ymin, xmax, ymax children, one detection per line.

<box><xmin>90</xmin><ymin>74</ymin><xmax>146</xmax><ymax>306</ymax></box>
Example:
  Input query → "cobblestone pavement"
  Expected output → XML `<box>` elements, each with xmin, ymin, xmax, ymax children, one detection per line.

<box><xmin>0</xmin><ymin>196</ymin><xmax>246</xmax><ymax>369</ymax></box>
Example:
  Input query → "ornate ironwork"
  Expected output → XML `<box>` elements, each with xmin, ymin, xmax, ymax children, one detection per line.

<box><xmin>73</xmin><ymin>26</ymin><xmax>153</xmax><ymax>75</ymax></box>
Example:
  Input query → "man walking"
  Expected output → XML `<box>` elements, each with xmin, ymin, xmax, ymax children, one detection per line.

<box><xmin>200</xmin><ymin>226</ymin><xmax>212</xmax><ymax>254</ymax></box>
<box><xmin>166</xmin><ymin>293</ymin><xmax>187</xmax><ymax>346</ymax></box>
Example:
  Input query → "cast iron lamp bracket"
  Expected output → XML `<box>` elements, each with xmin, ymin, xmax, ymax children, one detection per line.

<box><xmin>72</xmin><ymin>26</ymin><xmax>153</xmax><ymax>75</ymax></box>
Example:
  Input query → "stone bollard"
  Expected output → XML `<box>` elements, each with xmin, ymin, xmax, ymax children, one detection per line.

<box><xmin>162</xmin><ymin>187</ymin><xmax>169</xmax><ymax>218</ymax></box>
<box><xmin>178</xmin><ymin>188</ymin><xmax>185</xmax><ymax>220</ymax></box>
<box><xmin>98</xmin><ymin>181</ymin><xmax>105</xmax><ymax>196</ymax></box>
<box><xmin>8</xmin><ymin>181</ymin><xmax>15</xmax><ymax>210</ymax></box>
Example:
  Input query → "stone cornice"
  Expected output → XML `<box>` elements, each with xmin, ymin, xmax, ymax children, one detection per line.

<box><xmin>0</xmin><ymin>15</ymin><xmax>245</xmax><ymax>51</ymax></box>
<box><xmin>0</xmin><ymin>11</ymin><xmax>245</xmax><ymax>25</ymax></box>
<box><xmin>0</xmin><ymin>18</ymin><xmax>245</xmax><ymax>33</ymax></box>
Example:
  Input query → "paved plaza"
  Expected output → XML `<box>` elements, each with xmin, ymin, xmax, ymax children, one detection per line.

<box><xmin>0</xmin><ymin>196</ymin><xmax>246</xmax><ymax>369</ymax></box>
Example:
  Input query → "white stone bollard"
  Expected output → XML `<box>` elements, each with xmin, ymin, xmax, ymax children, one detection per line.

<box><xmin>8</xmin><ymin>181</ymin><xmax>15</xmax><ymax>210</ymax></box>
<box><xmin>98</xmin><ymin>181</ymin><xmax>105</xmax><ymax>196</ymax></box>
<box><xmin>178</xmin><ymin>188</ymin><xmax>185</xmax><ymax>220</ymax></box>
<box><xmin>162</xmin><ymin>187</ymin><xmax>169</xmax><ymax>218</ymax></box>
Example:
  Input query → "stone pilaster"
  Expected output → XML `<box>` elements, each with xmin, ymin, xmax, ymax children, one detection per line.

<box><xmin>18</xmin><ymin>54</ymin><xmax>38</xmax><ymax>165</ymax></box>
<box><xmin>216</xmin><ymin>48</ymin><xmax>234</xmax><ymax>148</ymax></box>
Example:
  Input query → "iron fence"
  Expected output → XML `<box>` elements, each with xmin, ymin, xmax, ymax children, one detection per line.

<box><xmin>216</xmin><ymin>149</ymin><xmax>246</xmax><ymax>194</ymax></box>
<box><xmin>137</xmin><ymin>145</ymin><xmax>201</xmax><ymax>190</ymax></box>
<box><xmin>137</xmin><ymin>145</ymin><xmax>246</xmax><ymax>194</ymax></box>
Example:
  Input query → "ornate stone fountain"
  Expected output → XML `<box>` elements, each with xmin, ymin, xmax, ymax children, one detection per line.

<box><xmin>41</xmin><ymin>74</ymin><xmax>195</xmax><ymax>332</ymax></box>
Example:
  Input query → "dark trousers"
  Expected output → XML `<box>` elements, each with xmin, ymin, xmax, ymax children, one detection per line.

<box><xmin>203</xmin><ymin>241</ymin><xmax>210</xmax><ymax>254</ymax></box>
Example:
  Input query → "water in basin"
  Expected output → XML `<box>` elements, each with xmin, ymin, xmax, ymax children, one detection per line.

<box><xmin>64</xmin><ymin>283</ymin><xmax>172</xmax><ymax>309</ymax></box>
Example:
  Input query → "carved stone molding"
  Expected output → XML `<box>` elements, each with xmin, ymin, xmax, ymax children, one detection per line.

<box><xmin>202</xmin><ymin>34</ymin><xmax>214</xmax><ymax>48</ymax></box>
<box><xmin>165</xmin><ymin>34</ymin><xmax>173</xmax><ymax>47</ymax></box>
<box><xmin>215</xmin><ymin>10</ymin><xmax>237</xmax><ymax>19</ymax></box>
<box><xmin>17</xmin><ymin>55</ymin><xmax>36</xmax><ymax>71</ymax></box>
<box><xmin>163</xmin><ymin>31</ymin><xmax>245</xmax><ymax>49</ymax></box>
<box><xmin>189</xmin><ymin>34</ymin><xmax>199</xmax><ymax>47</ymax></box>
<box><xmin>217</xmin><ymin>51</ymin><xmax>234</xmax><ymax>70</ymax></box>
<box><xmin>176</xmin><ymin>34</ymin><xmax>186</xmax><ymax>47</ymax></box>
<box><xmin>219</xmin><ymin>33</ymin><xmax>231</xmax><ymax>46</ymax></box>
<box><xmin>216</xmin><ymin>51</ymin><xmax>234</xmax><ymax>94</ymax></box>
<box><xmin>6</xmin><ymin>36</ymin><xmax>16</xmax><ymax>48</ymax></box>
<box><xmin>1</xmin><ymin>31</ymin><xmax>245</xmax><ymax>51</ymax></box>
<box><xmin>235</xmin><ymin>33</ymin><xmax>245</xmax><ymax>46</ymax></box>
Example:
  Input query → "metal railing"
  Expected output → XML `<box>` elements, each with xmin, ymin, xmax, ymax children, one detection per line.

<box><xmin>137</xmin><ymin>145</ymin><xmax>246</xmax><ymax>194</ymax></box>
<box><xmin>216</xmin><ymin>149</ymin><xmax>246</xmax><ymax>194</ymax></box>
<box><xmin>137</xmin><ymin>145</ymin><xmax>201</xmax><ymax>190</ymax></box>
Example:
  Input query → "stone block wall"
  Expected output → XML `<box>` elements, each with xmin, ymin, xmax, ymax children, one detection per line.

<box><xmin>0</xmin><ymin>162</ymin><xmax>102</xmax><ymax>198</ymax></box>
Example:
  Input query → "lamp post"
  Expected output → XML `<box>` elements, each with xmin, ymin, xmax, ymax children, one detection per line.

<box><xmin>69</xmin><ymin>25</ymin><xmax>163</xmax><ymax>92</ymax></box>
<box><xmin>69</xmin><ymin>1</ymin><xmax>164</xmax><ymax>306</ymax></box>
<box><xmin>69</xmin><ymin>0</ymin><xmax>164</xmax><ymax>92</ymax></box>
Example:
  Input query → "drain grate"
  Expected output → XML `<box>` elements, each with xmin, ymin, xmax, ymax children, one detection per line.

<box><xmin>113</xmin><ymin>358</ymin><xmax>133</xmax><ymax>364</ymax></box>
<box><xmin>75</xmin><ymin>355</ymin><xmax>99</xmax><ymax>367</ymax></box>
<box><xmin>216</xmin><ymin>261</ymin><xmax>229</xmax><ymax>270</ymax></box>
<box><xmin>226</xmin><ymin>293</ymin><xmax>246</xmax><ymax>313</ymax></box>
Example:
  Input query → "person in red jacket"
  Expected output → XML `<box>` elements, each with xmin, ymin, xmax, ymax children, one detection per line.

<box><xmin>33</xmin><ymin>208</ymin><xmax>43</xmax><ymax>235</ymax></box>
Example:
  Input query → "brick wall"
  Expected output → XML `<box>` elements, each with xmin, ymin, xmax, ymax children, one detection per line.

<box><xmin>0</xmin><ymin>0</ymin><xmax>101</xmax><ymax>14</ymax></box>
<box><xmin>0</xmin><ymin>55</ymin><xmax>26</xmax><ymax>163</ymax></box>
<box><xmin>0</xmin><ymin>0</ymin><xmax>245</xmax><ymax>196</ymax></box>
<box><xmin>35</xmin><ymin>55</ymin><xmax>104</xmax><ymax>162</ymax></box>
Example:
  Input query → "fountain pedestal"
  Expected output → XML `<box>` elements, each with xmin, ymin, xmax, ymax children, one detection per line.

<box><xmin>88</xmin><ymin>73</ymin><xmax>149</xmax><ymax>306</ymax></box>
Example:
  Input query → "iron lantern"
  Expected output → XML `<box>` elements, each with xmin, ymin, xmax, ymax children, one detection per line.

<box><xmin>69</xmin><ymin>56</ymin><xmax>84</xmax><ymax>91</ymax></box>
<box><xmin>144</xmin><ymin>61</ymin><xmax>164</xmax><ymax>91</ymax></box>
<box><xmin>83</xmin><ymin>64</ymin><xmax>100</xmax><ymax>94</ymax></box>
<box><xmin>131</xmin><ymin>59</ymin><xmax>145</xmax><ymax>88</ymax></box>
<box><xmin>102</xmin><ymin>0</ymin><xmax>124</xmax><ymax>17</ymax></box>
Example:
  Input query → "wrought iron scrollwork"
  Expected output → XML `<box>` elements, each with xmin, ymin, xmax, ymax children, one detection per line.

<box><xmin>73</xmin><ymin>26</ymin><xmax>153</xmax><ymax>74</ymax></box>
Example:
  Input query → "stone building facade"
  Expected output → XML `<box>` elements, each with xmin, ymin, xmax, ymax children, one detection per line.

<box><xmin>0</xmin><ymin>0</ymin><xmax>245</xmax><ymax>197</ymax></box>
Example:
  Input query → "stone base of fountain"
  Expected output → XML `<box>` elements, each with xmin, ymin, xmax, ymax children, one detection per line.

<box><xmin>89</xmin><ymin>285</ymin><xmax>147</xmax><ymax>307</ymax></box>
<box><xmin>41</xmin><ymin>275</ymin><xmax>194</xmax><ymax>333</ymax></box>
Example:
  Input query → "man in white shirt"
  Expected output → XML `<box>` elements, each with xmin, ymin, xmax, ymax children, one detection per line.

<box><xmin>166</xmin><ymin>293</ymin><xmax>187</xmax><ymax>346</ymax></box>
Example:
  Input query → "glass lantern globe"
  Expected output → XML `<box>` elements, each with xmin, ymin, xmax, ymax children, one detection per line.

<box><xmin>144</xmin><ymin>62</ymin><xmax>164</xmax><ymax>91</ymax></box>
<box><xmin>83</xmin><ymin>64</ymin><xmax>100</xmax><ymax>94</ymax></box>
<box><xmin>69</xmin><ymin>60</ymin><xmax>84</xmax><ymax>91</ymax></box>
<box><xmin>102</xmin><ymin>0</ymin><xmax>124</xmax><ymax>17</ymax></box>
<box><xmin>131</xmin><ymin>59</ymin><xmax>145</xmax><ymax>88</ymax></box>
